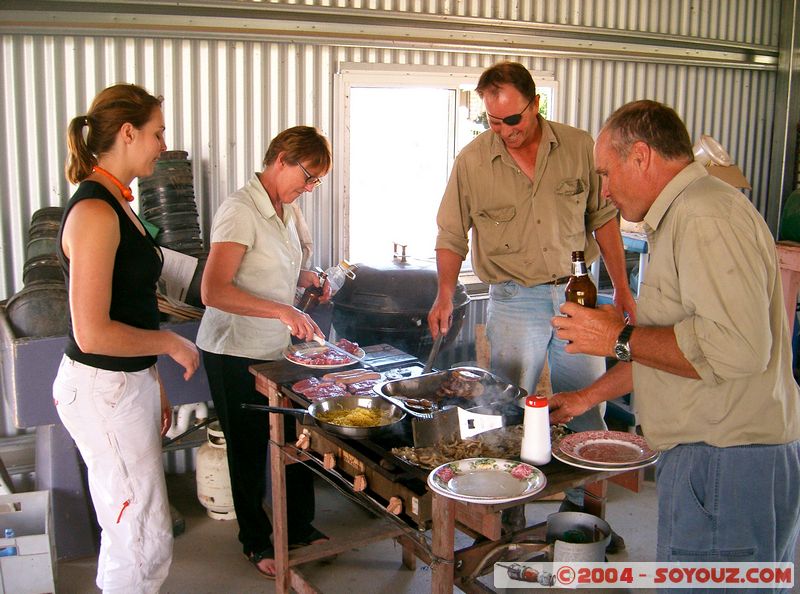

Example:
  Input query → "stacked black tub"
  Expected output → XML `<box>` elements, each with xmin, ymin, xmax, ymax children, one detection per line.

<box><xmin>138</xmin><ymin>150</ymin><xmax>207</xmax><ymax>306</ymax></box>
<box><xmin>6</xmin><ymin>207</ymin><xmax>69</xmax><ymax>337</ymax></box>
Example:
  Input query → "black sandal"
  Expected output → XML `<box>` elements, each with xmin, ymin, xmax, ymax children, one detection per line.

<box><xmin>246</xmin><ymin>547</ymin><xmax>276</xmax><ymax>580</ymax></box>
<box><xmin>288</xmin><ymin>527</ymin><xmax>329</xmax><ymax>550</ymax></box>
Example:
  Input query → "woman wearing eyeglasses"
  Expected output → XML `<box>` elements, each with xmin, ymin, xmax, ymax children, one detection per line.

<box><xmin>196</xmin><ymin>126</ymin><xmax>331</xmax><ymax>579</ymax></box>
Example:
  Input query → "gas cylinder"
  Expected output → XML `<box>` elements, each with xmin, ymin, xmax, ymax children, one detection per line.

<box><xmin>195</xmin><ymin>422</ymin><xmax>236</xmax><ymax>520</ymax></box>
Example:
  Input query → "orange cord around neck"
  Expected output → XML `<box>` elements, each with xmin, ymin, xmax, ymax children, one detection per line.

<box><xmin>92</xmin><ymin>166</ymin><xmax>134</xmax><ymax>202</ymax></box>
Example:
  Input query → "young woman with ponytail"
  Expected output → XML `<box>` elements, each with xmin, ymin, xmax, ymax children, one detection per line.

<box><xmin>54</xmin><ymin>83</ymin><xmax>199</xmax><ymax>593</ymax></box>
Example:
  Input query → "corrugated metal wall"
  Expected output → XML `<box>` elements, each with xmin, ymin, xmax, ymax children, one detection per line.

<box><xmin>0</xmin><ymin>0</ymin><xmax>789</xmax><ymax>437</ymax></box>
<box><xmin>0</xmin><ymin>35</ymin><xmax>780</xmax><ymax>299</ymax></box>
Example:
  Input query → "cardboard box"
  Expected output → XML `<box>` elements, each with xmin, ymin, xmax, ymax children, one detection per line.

<box><xmin>0</xmin><ymin>490</ymin><xmax>55</xmax><ymax>594</ymax></box>
<box><xmin>707</xmin><ymin>163</ymin><xmax>751</xmax><ymax>190</ymax></box>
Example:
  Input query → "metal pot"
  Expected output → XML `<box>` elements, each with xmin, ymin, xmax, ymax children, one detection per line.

<box><xmin>331</xmin><ymin>258</ymin><xmax>470</xmax><ymax>359</ymax></box>
<box><xmin>242</xmin><ymin>395</ymin><xmax>406</xmax><ymax>439</ymax></box>
<box><xmin>546</xmin><ymin>511</ymin><xmax>610</xmax><ymax>561</ymax></box>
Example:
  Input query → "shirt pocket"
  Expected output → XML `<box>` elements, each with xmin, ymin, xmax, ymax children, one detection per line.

<box><xmin>554</xmin><ymin>177</ymin><xmax>588</xmax><ymax>238</ymax></box>
<box><xmin>473</xmin><ymin>206</ymin><xmax>521</xmax><ymax>256</ymax></box>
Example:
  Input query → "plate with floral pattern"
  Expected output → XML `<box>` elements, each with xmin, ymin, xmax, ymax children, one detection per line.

<box><xmin>555</xmin><ymin>430</ymin><xmax>658</xmax><ymax>466</ymax></box>
<box><xmin>427</xmin><ymin>457</ymin><xmax>546</xmax><ymax>504</ymax></box>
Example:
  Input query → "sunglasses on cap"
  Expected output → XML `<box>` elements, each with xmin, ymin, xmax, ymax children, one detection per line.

<box><xmin>486</xmin><ymin>96</ymin><xmax>535</xmax><ymax>126</ymax></box>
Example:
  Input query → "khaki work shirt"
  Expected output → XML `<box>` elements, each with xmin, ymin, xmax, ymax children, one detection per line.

<box><xmin>634</xmin><ymin>162</ymin><xmax>800</xmax><ymax>450</ymax></box>
<box><xmin>435</xmin><ymin>116</ymin><xmax>617</xmax><ymax>286</ymax></box>
<box><xmin>197</xmin><ymin>173</ymin><xmax>302</xmax><ymax>360</ymax></box>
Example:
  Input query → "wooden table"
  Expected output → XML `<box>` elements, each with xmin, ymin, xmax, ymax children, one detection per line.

<box><xmin>250</xmin><ymin>359</ymin><xmax>645</xmax><ymax>594</ymax></box>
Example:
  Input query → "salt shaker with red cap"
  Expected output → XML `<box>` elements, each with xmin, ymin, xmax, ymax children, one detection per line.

<box><xmin>520</xmin><ymin>395</ymin><xmax>551</xmax><ymax>465</ymax></box>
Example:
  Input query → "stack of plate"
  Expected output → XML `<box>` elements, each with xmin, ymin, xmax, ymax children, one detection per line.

<box><xmin>552</xmin><ymin>430</ymin><xmax>659</xmax><ymax>471</ymax></box>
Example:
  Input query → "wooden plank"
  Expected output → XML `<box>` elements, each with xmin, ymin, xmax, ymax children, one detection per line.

<box><xmin>289</xmin><ymin>567</ymin><xmax>322</xmax><ymax>594</ymax></box>
<box><xmin>454</xmin><ymin>503</ymin><xmax>502</xmax><ymax>541</ymax></box>
<box><xmin>397</xmin><ymin>535</ymin><xmax>418</xmax><ymax>570</ymax></box>
<box><xmin>609</xmin><ymin>468</ymin><xmax>644</xmax><ymax>492</ymax></box>
<box><xmin>583</xmin><ymin>480</ymin><xmax>608</xmax><ymax>518</ymax></box>
<box><xmin>288</xmin><ymin>520</ymin><xmax>405</xmax><ymax>566</ymax></box>
<box><xmin>269</xmin><ymin>386</ymin><xmax>291</xmax><ymax>594</ymax></box>
<box><xmin>431</xmin><ymin>493</ymin><xmax>456</xmax><ymax>594</ymax></box>
<box><xmin>454</xmin><ymin>522</ymin><xmax>548</xmax><ymax>580</ymax></box>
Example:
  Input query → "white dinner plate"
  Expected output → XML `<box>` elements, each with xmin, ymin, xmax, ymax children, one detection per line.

<box><xmin>427</xmin><ymin>457</ymin><xmax>546</xmax><ymax>505</ymax></box>
<box><xmin>551</xmin><ymin>447</ymin><xmax>659</xmax><ymax>472</ymax></box>
<box><xmin>556</xmin><ymin>430</ymin><xmax>658</xmax><ymax>466</ymax></box>
<box><xmin>283</xmin><ymin>343</ymin><xmax>365</xmax><ymax>369</ymax></box>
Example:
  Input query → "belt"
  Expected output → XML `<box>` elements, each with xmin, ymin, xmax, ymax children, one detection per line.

<box><xmin>542</xmin><ymin>276</ymin><xmax>571</xmax><ymax>285</ymax></box>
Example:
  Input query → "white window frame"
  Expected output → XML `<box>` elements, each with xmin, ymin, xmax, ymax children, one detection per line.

<box><xmin>333</xmin><ymin>63</ymin><xmax>558</xmax><ymax>270</ymax></box>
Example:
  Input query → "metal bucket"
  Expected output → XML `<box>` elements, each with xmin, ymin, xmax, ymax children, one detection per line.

<box><xmin>23</xmin><ymin>255</ymin><xmax>64</xmax><ymax>285</ymax></box>
<box><xmin>546</xmin><ymin>511</ymin><xmax>610</xmax><ymax>562</ymax></box>
<box><xmin>6</xmin><ymin>281</ymin><xmax>69</xmax><ymax>338</ymax></box>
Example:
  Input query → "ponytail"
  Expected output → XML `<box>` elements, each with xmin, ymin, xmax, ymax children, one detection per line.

<box><xmin>64</xmin><ymin>84</ymin><xmax>163</xmax><ymax>184</ymax></box>
<box><xmin>65</xmin><ymin>115</ymin><xmax>95</xmax><ymax>184</ymax></box>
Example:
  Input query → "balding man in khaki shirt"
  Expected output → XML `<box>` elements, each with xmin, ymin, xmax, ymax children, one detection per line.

<box><xmin>428</xmin><ymin>61</ymin><xmax>636</xmax><ymax>551</ymax></box>
<box><xmin>551</xmin><ymin>100</ymin><xmax>800</xmax><ymax>569</ymax></box>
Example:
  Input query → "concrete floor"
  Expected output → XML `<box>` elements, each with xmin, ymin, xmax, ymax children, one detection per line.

<box><xmin>57</xmin><ymin>470</ymin><xmax>666</xmax><ymax>594</ymax></box>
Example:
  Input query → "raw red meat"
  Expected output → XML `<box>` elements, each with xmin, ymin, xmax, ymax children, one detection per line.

<box><xmin>346</xmin><ymin>379</ymin><xmax>380</xmax><ymax>394</ymax></box>
<box><xmin>286</xmin><ymin>348</ymin><xmax>353</xmax><ymax>366</ymax></box>
<box><xmin>335</xmin><ymin>338</ymin><xmax>360</xmax><ymax>354</ymax></box>
<box><xmin>291</xmin><ymin>377</ymin><xmax>322</xmax><ymax>393</ymax></box>
<box><xmin>304</xmin><ymin>383</ymin><xmax>348</xmax><ymax>400</ymax></box>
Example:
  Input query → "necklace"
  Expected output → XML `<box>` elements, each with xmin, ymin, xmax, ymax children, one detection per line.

<box><xmin>92</xmin><ymin>166</ymin><xmax>134</xmax><ymax>202</ymax></box>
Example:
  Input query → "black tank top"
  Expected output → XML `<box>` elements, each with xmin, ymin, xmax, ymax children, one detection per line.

<box><xmin>57</xmin><ymin>181</ymin><xmax>163</xmax><ymax>371</ymax></box>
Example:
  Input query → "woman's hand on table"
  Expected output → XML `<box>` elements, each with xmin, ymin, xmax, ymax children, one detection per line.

<box><xmin>281</xmin><ymin>305</ymin><xmax>323</xmax><ymax>342</ymax></box>
<box><xmin>549</xmin><ymin>390</ymin><xmax>593</xmax><ymax>424</ymax></box>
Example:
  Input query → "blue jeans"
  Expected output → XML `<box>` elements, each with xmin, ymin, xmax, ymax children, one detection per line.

<box><xmin>656</xmin><ymin>441</ymin><xmax>800</xmax><ymax>593</ymax></box>
<box><xmin>487</xmin><ymin>281</ymin><xmax>607</xmax><ymax>506</ymax></box>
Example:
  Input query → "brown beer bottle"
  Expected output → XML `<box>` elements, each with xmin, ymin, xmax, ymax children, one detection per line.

<box><xmin>564</xmin><ymin>250</ymin><xmax>597</xmax><ymax>308</ymax></box>
<box><xmin>297</xmin><ymin>268</ymin><xmax>326</xmax><ymax>312</ymax></box>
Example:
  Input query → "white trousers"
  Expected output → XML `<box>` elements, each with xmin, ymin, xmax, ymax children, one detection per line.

<box><xmin>53</xmin><ymin>355</ymin><xmax>172</xmax><ymax>594</ymax></box>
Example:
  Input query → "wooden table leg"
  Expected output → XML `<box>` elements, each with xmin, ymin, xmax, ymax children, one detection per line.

<box><xmin>268</xmin><ymin>385</ymin><xmax>291</xmax><ymax>594</ymax></box>
<box><xmin>583</xmin><ymin>480</ymin><xmax>608</xmax><ymax>519</ymax></box>
<box><xmin>431</xmin><ymin>493</ymin><xmax>456</xmax><ymax>594</ymax></box>
<box><xmin>396</xmin><ymin>535</ymin><xmax>417</xmax><ymax>570</ymax></box>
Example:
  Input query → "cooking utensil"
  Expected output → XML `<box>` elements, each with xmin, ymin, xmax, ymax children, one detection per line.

<box><xmin>423</xmin><ymin>333</ymin><xmax>443</xmax><ymax>373</ymax></box>
<box><xmin>311</xmin><ymin>334</ymin><xmax>365</xmax><ymax>362</ymax></box>
<box><xmin>373</xmin><ymin>366</ymin><xmax>527</xmax><ymax>419</ymax></box>
<box><xmin>546</xmin><ymin>511</ymin><xmax>610</xmax><ymax>562</ymax></box>
<box><xmin>411</xmin><ymin>406</ymin><xmax>505</xmax><ymax>447</ymax></box>
<box><xmin>241</xmin><ymin>395</ymin><xmax>405</xmax><ymax>440</ymax></box>
<box><xmin>286</xmin><ymin>326</ymin><xmax>365</xmax><ymax>363</ymax></box>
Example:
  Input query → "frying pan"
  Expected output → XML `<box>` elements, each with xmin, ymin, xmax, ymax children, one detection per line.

<box><xmin>242</xmin><ymin>394</ymin><xmax>406</xmax><ymax>439</ymax></box>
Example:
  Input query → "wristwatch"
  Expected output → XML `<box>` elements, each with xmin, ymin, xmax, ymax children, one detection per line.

<box><xmin>614</xmin><ymin>324</ymin><xmax>635</xmax><ymax>362</ymax></box>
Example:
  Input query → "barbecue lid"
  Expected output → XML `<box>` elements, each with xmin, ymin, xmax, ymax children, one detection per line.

<box><xmin>333</xmin><ymin>259</ymin><xmax>469</xmax><ymax>314</ymax></box>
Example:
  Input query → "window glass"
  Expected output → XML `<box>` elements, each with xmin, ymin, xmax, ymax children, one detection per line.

<box><xmin>348</xmin><ymin>86</ymin><xmax>485</xmax><ymax>262</ymax></box>
<box><xmin>337</xmin><ymin>66</ymin><xmax>557</xmax><ymax>271</ymax></box>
